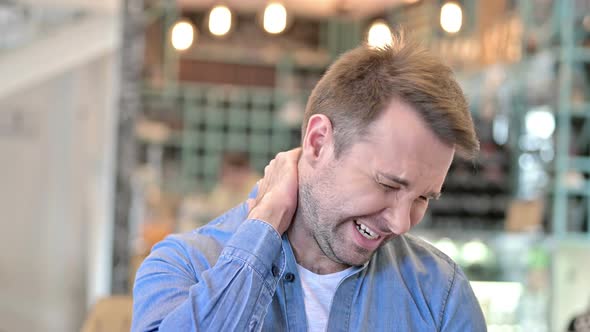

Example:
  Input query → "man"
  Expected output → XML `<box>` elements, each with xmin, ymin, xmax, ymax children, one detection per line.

<box><xmin>568</xmin><ymin>306</ymin><xmax>590</xmax><ymax>332</ymax></box>
<box><xmin>132</xmin><ymin>34</ymin><xmax>487</xmax><ymax>331</ymax></box>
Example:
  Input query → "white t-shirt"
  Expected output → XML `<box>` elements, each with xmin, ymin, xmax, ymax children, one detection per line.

<box><xmin>296</xmin><ymin>264</ymin><xmax>356</xmax><ymax>332</ymax></box>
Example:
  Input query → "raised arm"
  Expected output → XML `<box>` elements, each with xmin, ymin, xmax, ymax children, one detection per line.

<box><xmin>132</xmin><ymin>218</ymin><xmax>285</xmax><ymax>331</ymax></box>
<box><xmin>131</xmin><ymin>149</ymin><xmax>301</xmax><ymax>331</ymax></box>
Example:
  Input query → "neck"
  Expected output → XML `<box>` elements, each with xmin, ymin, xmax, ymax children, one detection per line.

<box><xmin>286</xmin><ymin>209</ymin><xmax>350</xmax><ymax>275</ymax></box>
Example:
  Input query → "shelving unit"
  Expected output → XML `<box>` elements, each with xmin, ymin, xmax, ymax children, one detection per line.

<box><xmin>426</xmin><ymin>117</ymin><xmax>512</xmax><ymax>231</ymax></box>
<box><xmin>140</xmin><ymin>85</ymin><xmax>304</xmax><ymax>193</ymax></box>
<box><xmin>552</xmin><ymin>0</ymin><xmax>590</xmax><ymax>236</ymax></box>
<box><xmin>137</xmin><ymin>4</ymin><xmax>376</xmax><ymax>195</ymax></box>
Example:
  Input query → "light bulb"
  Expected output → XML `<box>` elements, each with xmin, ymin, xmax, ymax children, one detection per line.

<box><xmin>264</xmin><ymin>3</ymin><xmax>287</xmax><ymax>34</ymax></box>
<box><xmin>367</xmin><ymin>20</ymin><xmax>393</xmax><ymax>49</ymax></box>
<box><xmin>209</xmin><ymin>5</ymin><xmax>232</xmax><ymax>36</ymax></box>
<box><xmin>171</xmin><ymin>20</ymin><xmax>195</xmax><ymax>51</ymax></box>
<box><xmin>440</xmin><ymin>2</ymin><xmax>462</xmax><ymax>34</ymax></box>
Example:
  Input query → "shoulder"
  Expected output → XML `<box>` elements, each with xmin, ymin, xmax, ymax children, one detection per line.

<box><xmin>381</xmin><ymin>234</ymin><xmax>486</xmax><ymax>330</ymax></box>
<box><xmin>375</xmin><ymin>235</ymin><xmax>485</xmax><ymax>329</ymax></box>
<box><xmin>381</xmin><ymin>233</ymin><xmax>456</xmax><ymax>275</ymax></box>
<box><xmin>376</xmin><ymin>233</ymin><xmax>460</xmax><ymax>306</ymax></box>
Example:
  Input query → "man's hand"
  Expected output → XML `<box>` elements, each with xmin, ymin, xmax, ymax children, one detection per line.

<box><xmin>247</xmin><ymin>148</ymin><xmax>301</xmax><ymax>235</ymax></box>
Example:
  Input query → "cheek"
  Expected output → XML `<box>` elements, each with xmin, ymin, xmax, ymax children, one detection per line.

<box><xmin>321</xmin><ymin>168</ymin><xmax>390</xmax><ymax>216</ymax></box>
<box><xmin>344</xmin><ymin>192</ymin><xmax>390</xmax><ymax>217</ymax></box>
<box><xmin>332</xmin><ymin>177</ymin><xmax>380</xmax><ymax>203</ymax></box>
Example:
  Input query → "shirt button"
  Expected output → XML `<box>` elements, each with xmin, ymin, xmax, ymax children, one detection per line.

<box><xmin>284</xmin><ymin>272</ymin><xmax>295</xmax><ymax>282</ymax></box>
<box><xmin>272</xmin><ymin>265</ymin><xmax>279</xmax><ymax>277</ymax></box>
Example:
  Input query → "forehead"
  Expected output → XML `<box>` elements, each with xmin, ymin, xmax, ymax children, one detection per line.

<box><xmin>348</xmin><ymin>100</ymin><xmax>455</xmax><ymax>187</ymax></box>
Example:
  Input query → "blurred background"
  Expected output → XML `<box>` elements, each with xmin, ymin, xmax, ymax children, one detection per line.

<box><xmin>1</xmin><ymin>0</ymin><xmax>590</xmax><ymax>331</ymax></box>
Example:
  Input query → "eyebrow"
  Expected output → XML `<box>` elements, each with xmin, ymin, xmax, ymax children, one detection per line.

<box><xmin>378</xmin><ymin>172</ymin><xmax>442</xmax><ymax>200</ymax></box>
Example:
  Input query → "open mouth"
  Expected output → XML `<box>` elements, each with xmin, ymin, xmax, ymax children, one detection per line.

<box><xmin>354</xmin><ymin>219</ymin><xmax>380</xmax><ymax>240</ymax></box>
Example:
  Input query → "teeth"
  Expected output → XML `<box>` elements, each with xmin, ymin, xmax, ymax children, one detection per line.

<box><xmin>354</xmin><ymin>220</ymin><xmax>379</xmax><ymax>240</ymax></box>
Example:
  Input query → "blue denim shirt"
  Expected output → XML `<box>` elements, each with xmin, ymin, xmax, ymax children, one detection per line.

<box><xmin>132</xmin><ymin>201</ymin><xmax>487</xmax><ymax>331</ymax></box>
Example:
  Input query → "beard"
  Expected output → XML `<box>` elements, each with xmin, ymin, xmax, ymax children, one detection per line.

<box><xmin>298</xmin><ymin>175</ymin><xmax>376</xmax><ymax>267</ymax></box>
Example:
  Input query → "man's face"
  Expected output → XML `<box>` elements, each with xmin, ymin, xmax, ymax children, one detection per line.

<box><xmin>299</xmin><ymin>100</ymin><xmax>455</xmax><ymax>267</ymax></box>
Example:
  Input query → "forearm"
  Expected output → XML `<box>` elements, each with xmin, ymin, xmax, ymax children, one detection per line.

<box><xmin>132</xmin><ymin>219</ymin><xmax>286</xmax><ymax>331</ymax></box>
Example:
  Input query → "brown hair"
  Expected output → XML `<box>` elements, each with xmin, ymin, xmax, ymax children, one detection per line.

<box><xmin>302</xmin><ymin>32</ymin><xmax>479</xmax><ymax>160</ymax></box>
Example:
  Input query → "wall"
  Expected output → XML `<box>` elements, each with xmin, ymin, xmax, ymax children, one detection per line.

<box><xmin>0</xmin><ymin>52</ymin><xmax>118</xmax><ymax>332</ymax></box>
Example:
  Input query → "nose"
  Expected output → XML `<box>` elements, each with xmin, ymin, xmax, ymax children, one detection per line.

<box><xmin>381</xmin><ymin>202</ymin><xmax>412</xmax><ymax>235</ymax></box>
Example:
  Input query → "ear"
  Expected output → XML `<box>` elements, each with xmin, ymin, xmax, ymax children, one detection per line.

<box><xmin>302</xmin><ymin>114</ymin><xmax>334</xmax><ymax>166</ymax></box>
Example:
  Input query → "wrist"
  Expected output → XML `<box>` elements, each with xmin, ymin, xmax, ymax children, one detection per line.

<box><xmin>247</xmin><ymin>192</ymin><xmax>294</xmax><ymax>234</ymax></box>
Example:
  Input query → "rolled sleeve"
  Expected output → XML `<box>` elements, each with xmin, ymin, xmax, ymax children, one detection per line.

<box><xmin>222</xmin><ymin>219</ymin><xmax>286</xmax><ymax>290</ymax></box>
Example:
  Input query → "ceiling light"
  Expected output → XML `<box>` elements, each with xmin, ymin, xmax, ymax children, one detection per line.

<box><xmin>440</xmin><ymin>2</ymin><xmax>462</xmax><ymax>34</ymax></box>
<box><xmin>264</xmin><ymin>2</ymin><xmax>287</xmax><ymax>34</ymax></box>
<box><xmin>209</xmin><ymin>5</ymin><xmax>232</xmax><ymax>36</ymax></box>
<box><xmin>367</xmin><ymin>20</ymin><xmax>393</xmax><ymax>49</ymax></box>
<box><xmin>171</xmin><ymin>19</ymin><xmax>196</xmax><ymax>51</ymax></box>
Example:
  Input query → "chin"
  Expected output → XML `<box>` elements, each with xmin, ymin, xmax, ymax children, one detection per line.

<box><xmin>335</xmin><ymin>247</ymin><xmax>375</xmax><ymax>267</ymax></box>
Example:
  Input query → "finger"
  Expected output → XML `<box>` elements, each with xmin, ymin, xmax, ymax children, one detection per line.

<box><xmin>281</xmin><ymin>147</ymin><xmax>302</xmax><ymax>164</ymax></box>
<box><xmin>246</xmin><ymin>198</ymin><xmax>255</xmax><ymax>212</ymax></box>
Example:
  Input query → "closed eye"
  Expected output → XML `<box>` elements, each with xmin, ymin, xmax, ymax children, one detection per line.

<box><xmin>379</xmin><ymin>182</ymin><xmax>399</xmax><ymax>192</ymax></box>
